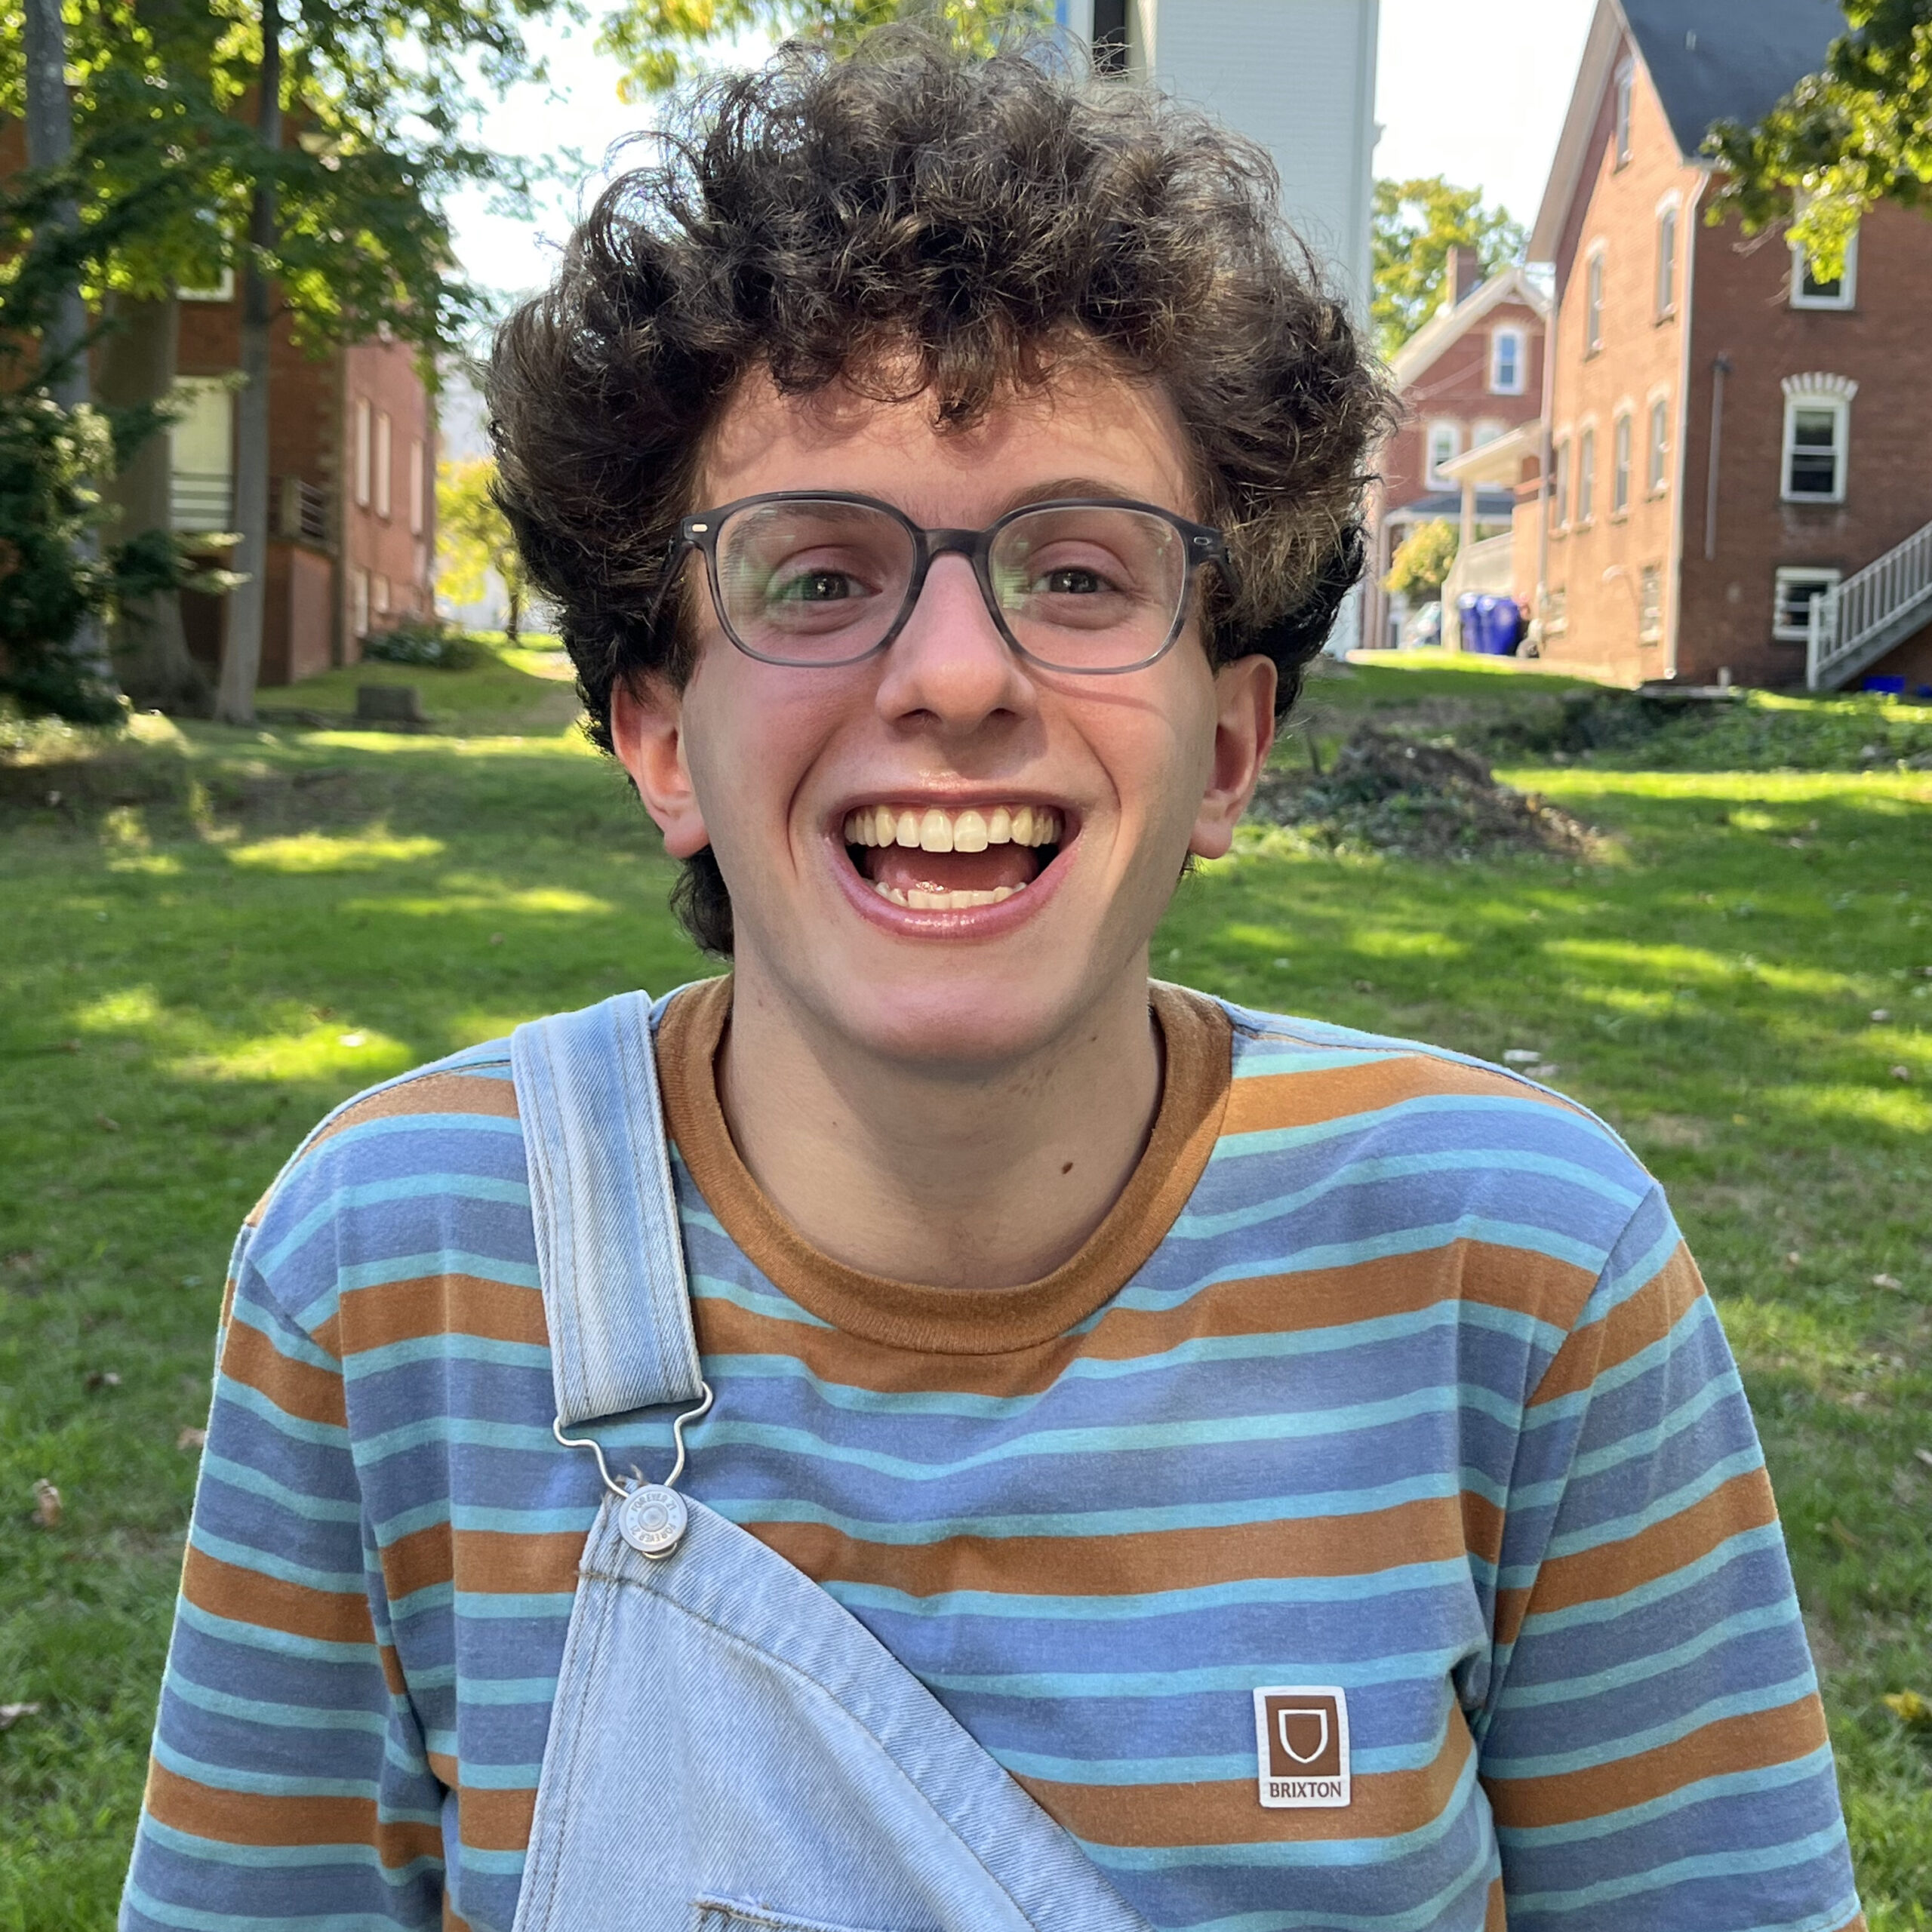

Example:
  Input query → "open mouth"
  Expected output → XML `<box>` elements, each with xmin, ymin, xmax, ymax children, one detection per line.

<box><xmin>839</xmin><ymin>803</ymin><xmax>1066</xmax><ymax>912</ymax></box>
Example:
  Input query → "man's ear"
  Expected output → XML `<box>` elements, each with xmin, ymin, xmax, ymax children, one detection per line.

<box><xmin>611</xmin><ymin>674</ymin><xmax>711</xmax><ymax>860</ymax></box>
<box><xmin>1188</xmin><ymin>654</ymin><xmax>1277</xmax><ymax>863</ymax></box>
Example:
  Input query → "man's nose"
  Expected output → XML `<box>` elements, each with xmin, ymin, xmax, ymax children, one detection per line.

<box><xmin>874</xmin><ymin>555</ymin><xmax>1035</xmax><ymax>734</ymax></box>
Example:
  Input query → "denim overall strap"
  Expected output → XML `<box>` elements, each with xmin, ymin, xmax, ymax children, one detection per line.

<box><xmin>509</xmin><ymin>991</ymin><xmax>703</xmax><ymax>1426</ymax></box>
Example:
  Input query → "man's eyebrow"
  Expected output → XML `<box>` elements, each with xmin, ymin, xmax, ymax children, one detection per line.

<box><xmin>993</xmin><ymin>478</ymin><xmax>1145</xmax><ymax>515</ymax></box>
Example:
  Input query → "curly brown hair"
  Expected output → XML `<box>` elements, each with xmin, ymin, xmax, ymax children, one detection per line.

<box><xmin>489</xmin><ymin>33</ymin><xmax>1395</xmax><ymax>954</ymax></box>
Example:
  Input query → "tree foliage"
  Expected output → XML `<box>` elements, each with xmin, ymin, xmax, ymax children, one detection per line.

<box><xmin>437</xmin><ymin>456</ymin><xmax>527</xmax><ymax>640</ymax></box>
<box><xmin>598</xmin><ymin>0</ymin><xmax>1050</xmax><ymax>98</ymax></box>
<box><xmin>1371</xmin><ymin>177</ymin><xmax>1526</xmax><ymax>358</ymax></box>
<box><xmin>1384</xmin><ymin>519</ymin><xmax>1458</xmax><ymax>602</ymax></box>
<box><xmin>1706</xmin><ymin>0</ymin><xmax>1932</xmax><ymax>280</ymax></box>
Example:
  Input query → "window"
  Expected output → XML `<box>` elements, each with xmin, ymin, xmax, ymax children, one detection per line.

<box><xmin>1638</xmin><ymin>564</ymin><xmax>1663</xmax><ymax>643</ymax></box>
<box><xmin>1656</xmin><ymin>204</ymin><xmax>1679</xmax><ymax>315</ymax></box>
<box><xmin>1091</xmin><ymin>0</ymin><xmax>1130</xmax><ymax>76</ymax></box>
<box><xmin>1782</xmin><ymin>380</ymin><xmax>1854</xmax><ymax>501</ymax></box>
<box><xmin>351</xmin><ymin>568</ymin><xmax>371</xmax><ymax>640</ymax></box>
<box><xmin>1613</xmin><ymin>62</ymin><xmax>1633</xmax><ymax>166</ymax></box>
<box><xmin>1585</xmin><ymin>249</ymin><xmax>1605</xmax><ymax>355</ymax></box>
<box><xmin>374</xmin><ymin>411</ymin><xmax>392</xmax><ymax>519</ymax></box>
<box><xmin>354</xmin><ymin>398</ymin><xmax>372</xmax><ymax>508</ymax></box>
<box><xmin>1791</xmin><ymin>227</ymin><xmax>1859</xmax><ymax>309</ymax></box>
<box><xmin>1577</xmin><ymin>426</ymin><xmax>1597</xmax><ymax>523</ymax></box>
<box><xmin>1612</xmin><ymin>413</ymin><xmax>1632</xmax><ymax>515</ymax></box>
<box><xmin>1472</xmin><ymin>418</ymin><xmax>1506</xmax><ymax>449</ymax></box>
<box><xmin>408</xmin><ymin>438</ymin><xmax>425</xmax><ymax>537</ymax></box>
<box><xmin>1552</xmin><ymin>438</ymin><xmax>1570</xmax><ymax>528</ymax></box>
<box><xmin>1425</xmin><ymin>420</ymin><xmax>1462</xmax><ymax>488</ymax></box>
<box><xmin>1773</xmin><ymin>567</ymin><xmax>1842</xmax><ymax>641</ymax></box>
<box><xmin>374</xmin><ymin>574</ymin><xmax>391</xmax><ymax>616</ymax></box>
<box><xmin>167</xmin><ymin>377</ymin><xmax>235</xmax><ymax>533</ymax></box>
<box><xmin>1490</xmin><ymin>327</ymin><xmax>1526</xmax><ymax>395</ymax></box>
<box><xmin>1647</xmin><ymin>396</ymin><xmax>1670</xmax><ymax>494</ymax></box>
<box><xmin>177</xmin><ymin>266</ymin><xmax>235</xmax><ymax>303</ymax></box>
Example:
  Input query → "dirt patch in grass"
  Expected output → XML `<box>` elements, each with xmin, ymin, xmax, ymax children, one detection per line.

<box><xmin>1249</xmin><ymin>725</ymin><xmax>1600</xmax><ymax>861</ymax></box>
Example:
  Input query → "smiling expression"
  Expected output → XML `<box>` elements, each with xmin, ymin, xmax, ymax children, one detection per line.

<box><xmin>613</xmin><ymin>365</ymin><xmax>1276</xmax><ymax>1072</ymax></box>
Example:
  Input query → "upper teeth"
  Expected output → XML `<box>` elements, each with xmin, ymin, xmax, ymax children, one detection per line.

<box><xmin>842</xmin><ymin>804</ymin><xmax>1063</xmax><ymax>853</ymax></box>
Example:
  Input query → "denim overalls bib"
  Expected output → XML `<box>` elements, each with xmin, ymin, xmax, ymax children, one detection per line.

<box><xmin>507</xmin><ymin>993</ymin><xmax>1155</xmax><ymax>1932</ymax></box>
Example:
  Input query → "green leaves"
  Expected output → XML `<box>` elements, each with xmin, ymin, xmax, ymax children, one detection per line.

<box><xmin>1371</xmin><ymin>176</ymin><xmax>1526</xmax><ymax>359</ymax></box>
<box><xmin>1706</xmin><ymin>0</ymin><xmax>1932</xmax><ymax>278</ymax></box>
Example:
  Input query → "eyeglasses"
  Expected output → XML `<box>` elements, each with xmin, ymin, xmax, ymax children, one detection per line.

<box><xmin>663</xmin><ymin>491</ymin><xmax>1238</xmax><ymax>675</ymax></box>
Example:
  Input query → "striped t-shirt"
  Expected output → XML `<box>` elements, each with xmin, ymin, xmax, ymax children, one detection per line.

<box><xmin>123</xmin><ymin>978</ymin><xmax>1863</xmax><ymax>1932</ymax></box>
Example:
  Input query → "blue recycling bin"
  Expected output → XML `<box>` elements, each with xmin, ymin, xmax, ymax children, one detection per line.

<box><xmin>1457</xmin><ymin>593</ymin><xmax>1523</xmax><ymax>656</ymax></box>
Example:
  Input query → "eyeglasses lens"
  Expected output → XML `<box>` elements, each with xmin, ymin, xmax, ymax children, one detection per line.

<box><xmin>712</xmin><ymin>500</ymin><xmax>1189</xmax><ymax>669</ymax></box>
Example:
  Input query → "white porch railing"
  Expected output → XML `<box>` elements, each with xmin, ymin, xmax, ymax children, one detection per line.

<box><xmin>1808</xmin><ymin>518</ymin><xmax>1932</xmax><ymax>689</ymax></box>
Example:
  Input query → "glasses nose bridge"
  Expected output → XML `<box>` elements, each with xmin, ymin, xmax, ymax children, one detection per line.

<box><xmin>902</xmin><ymin>524</ymin><xmax>1004</xmax><ymax>644</ymax></box>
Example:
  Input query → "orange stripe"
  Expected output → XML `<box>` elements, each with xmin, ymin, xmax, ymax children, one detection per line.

<box><xmin>182</xmin><ymin>1544</ymin><xmax>373</xmax><ymax>1647</ymax></box>
<box><xmin>694</xmin><ymin>1238</ymin><xmax>1596</xmax><ymax>1400</ymax></box>
<box><xmin>306</xmin><ymin>1071</ymin><xmax>520</xmax><ymax>1152</ymax></box>
<box><xmin>1484</xmin><ymin>1875</ymin><xmax>1506</xmax><ymax>1930</ymax></box>
<box><xmin>1484</xmin><ymin>1696</ymin><xmax>1829</xmax><ymax>1830</ymax></box>
<box><xmin>1495</xmin><ymin>1467</ymin><xmax>1778</xmax><ymax>1647</ymax></box>
<box><xmin>458</xmin><ymin>1784</ymin><xmax>537</xmax><ymax>1853</ymax></box>
<box><xmin>1020</xmin><ymin>1713</ymin><xmax>1472</xmax><ymax>1847</ymax></box>
<box><xmin>749</xmin><ymin>1494</ymin><xmax>1488</xmax><ymax>1600</ymax></box>
<box><xmin>1223</xmin><ymin>1058</ymin><xmax>1582</xmax><ymax>1139</ymax></box>
<box><xmin>381</xmin><ymin>1523</ymin><xmax>585</xmax><ymax>1603</ymax></box>
<box><xmin>217</xmin><ymin>1314</ymin><xmax>348</xmax><ymax>1426</ymax></box>
<box><xmin>143</xmin><ymin>1761</ymin><xmax>441</xmax><ymax>1865</ymax></box>
<box><xmin>335</xmin><ymin>1272</ymin><xmax>548</xmax><ymax>1354</ymax></box>
<box><xmin>1529</xmin><ymin>1244</ymin><xmax>1705</xmax><ymax>1409</ymax></box>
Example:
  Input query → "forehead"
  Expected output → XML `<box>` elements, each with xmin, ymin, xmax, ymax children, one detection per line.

<box><xmin>699</xmin><ymin>363</ymin><xmax>1200</xmax><ymax>522</ymax></box>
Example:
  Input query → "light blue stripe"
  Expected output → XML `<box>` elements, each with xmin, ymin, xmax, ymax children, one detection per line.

<box><xmin>173</xmin><ymin>1595</ymin><xmax>375</xmax><ymax>1666</ymax></box>
<box><xmin>1494</xmin><ymin>1599</ymin><xmax>1800</xmax><ymax>1711</ymax></box>
<box><xmin>188</xmin><ymin>1527</ymin><xmax>365</xmax><ymax>1596</ymax></box>
<box><xmin>459</xmin><ymin>1675</ymin><xmax>560</xmax><ymax>1706</ymax></box>
<box><xmin>152</xmin><ymin>1736</ymin><xmax>377</xmax><ymax>1801</ymax></box>
<box><xmin>341</xmin><ymin>1332</ymin><xmax>551</xmax><ymax>1383</ymax></box>
<box><xmin>225</xmin><ymin>1294</ymin><xmax>341</xmax><ymax>1373</ymax></box>
<box><xmin>334</xmin><ymin>1248</ymin><xmax>541</xmax><ymax>1297</ymax></box>
<box><xmin>198</xmin><ymin>1454</ymin><xmax>362</xmax><ymax>1525</ymax></box>
<box><xmin>1503</xmin><ymin>1823</ymin><xmax>1853</xmax><ymax>1915</ymax></box>
<box><xmin>374</xmin><ymin>1497</ymin><xmax>601</xmax><ymax>1544</ymax></box>
<box><xmin>451</xmin><ymin>1589</ymin><xmax>578</xmax><ymax>1620</ymax></box>
<box><xmin>690</xmin><ymin>1269</ymin><xmax>836</xmax><ymax>1328</ymax></box>
<box><xmin>314</xmin><ymin>1108</ymin><xmax>525</xmax><ymax>1155</ymax></box>
<box><xmin>1509</xmin><ymin>1524</ymin><xmax>1787</xmax><ymax>1641</ymax></box>
<box><xmin>214</xmin><ymin>1377</ymin><xmax>349</xmax><ymax>1448</ymax></box>
<box><xmin>1534</xmin><ymin>1445</ymin><xmax>1767</xmax><ymax>1564</ymax></box>
<box><xmin>163</xmin><ymin>1667</ymin><xmax>389</xmax><ymax>1737</ymax></box>
<box><xmin>1483</xmin><ymin>1673</ymin><xmax>1819</xmax><ymax>1778</ymax></box>
<box><xmin>994</xmin><ymin>1727</ymin><xmax>1444</xmax><ymax>1784</ymax></box>
<box><xmin>928</xmin><ymin>1647</ymin><xmax>1466</xmax><ymax>1700</ymax></box>
<box><xmin>1494</xmin><ymin>1744</ymin><xmax>1836</xmax><ymax>1848</ymax></box>
<box><xmin>132</xmin><ymin>1815</ymin><xmax>438</xmax><ymax>1881</ymax></box>
<box><xmin>124</xmin><ymin>1881</ymin><xmax>429</xmax><ymax>1932</ymax></box>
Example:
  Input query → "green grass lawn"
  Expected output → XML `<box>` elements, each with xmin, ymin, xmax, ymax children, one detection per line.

<box><xmin>3</xmin><ymin>648</ymin><xmax>1929</xmax><ymax>1927</ymax></box>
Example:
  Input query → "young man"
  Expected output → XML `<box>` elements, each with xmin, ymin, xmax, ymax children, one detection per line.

<box><xmin>124</xmin><ymin>40</ymin><xmax>1863</xmax><ymax>1932</ymax></box>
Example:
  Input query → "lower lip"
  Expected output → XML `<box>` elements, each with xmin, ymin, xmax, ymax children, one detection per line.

<box><xmin>828</xmin><ymin>834</ymin><xmax>1074</xmax><ymax>937</ymax></box>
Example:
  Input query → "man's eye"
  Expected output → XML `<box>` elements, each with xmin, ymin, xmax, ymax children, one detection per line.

<box><xmin>771</xmin><ymin>570</ymin><xmax>862</xmax><ymax>604</ymax></box>
<box><xmin>1038</xmin><ymin>567</ymin><xmax>1108</xmax><ymax>595</ymax></box>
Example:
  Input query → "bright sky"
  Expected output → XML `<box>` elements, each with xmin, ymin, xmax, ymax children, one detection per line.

<box><xmin>445</xmin><ymin>0</ymin><xmax>1600</xmax><ymax>313</ymax></box>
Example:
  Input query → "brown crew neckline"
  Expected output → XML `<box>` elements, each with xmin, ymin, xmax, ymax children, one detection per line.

<box><xmin>654</xmin><ymin>977</ymin><xmax>1232</xmax><ymax>1355</ymax></box>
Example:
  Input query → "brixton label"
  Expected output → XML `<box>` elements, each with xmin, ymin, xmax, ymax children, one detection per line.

<box><xmin>1252</xmin><ymin>1686</ymin><xmax>1350</xmax><ymax>1810</ymax></box>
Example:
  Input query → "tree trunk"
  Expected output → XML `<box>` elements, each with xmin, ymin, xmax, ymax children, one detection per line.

<box><xmin>23</xmin><ymin>0</ymin><xmax>121</xmax><ymax>705</ymax></box>
<box><xmin>214</xmin><ymin>0</ymin><xmax>281</xmax><ymax>726</ymax></box>
<box><xmin>99</xmin><ymin>296</ymin><xmax>208</xmax><ymax>711</ymax></box>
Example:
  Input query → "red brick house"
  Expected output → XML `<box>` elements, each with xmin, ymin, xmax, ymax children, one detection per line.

<box><xmin>1367</xmin><ymin>250</ymin><xmax>1548</xmax><ymax>650</ymax></box>
<box><xmin>0</xmin><ymin>116</ymin><xmax>435</xmax><ymax>689</ymax></box>
<box><xmin>170</xmin><ymin>281</ymin><xmax>436</xmax><ymax>685</ymax></box>
<box><xmin>1521</xmin><ymin>0</ymin><xmax>1932</xmax><ymax>690</ymax></box>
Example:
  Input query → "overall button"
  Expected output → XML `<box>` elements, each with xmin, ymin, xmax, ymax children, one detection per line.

<box><xmin>618</xmin><ymin>1483</ymin><xmax>689</xmax><ymax>1558</ymax></box>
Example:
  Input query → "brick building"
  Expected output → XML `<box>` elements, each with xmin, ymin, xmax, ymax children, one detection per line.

<box><xmin>1367</xmin><ymin>251</ymin><xmax>1548</xmax><ymax>649</ymax></box>
<box><xmin>171</xmin><ymin>284</ymin><xmax>435</xmax><ymax>685</ymax></box>
<box><xmin>0</xmin><ymin>115</ymin><xmax>435</xmax><ymax>689</ymax></box>
<box><xmin>1521</xmin><ymin>0</ymin><xmax>1932</xmax><ymax>689</ymax></box>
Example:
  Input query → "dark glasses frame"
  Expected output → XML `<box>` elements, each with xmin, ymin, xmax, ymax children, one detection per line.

<box><xmin>655</xmin><ymin>490</ymin><xmax>1241</xmax><ymax>674</ymax></box>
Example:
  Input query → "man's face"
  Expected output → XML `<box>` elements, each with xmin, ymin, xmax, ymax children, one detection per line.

<box><xmin>613</xmin><ymin>366</ymin><xmax>1275</xmax><ymax>1072</ymax></box>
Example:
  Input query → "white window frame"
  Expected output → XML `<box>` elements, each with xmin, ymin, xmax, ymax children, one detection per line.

<box><xmin>1551</xmin><ymin>436</ymin><xmax>1571</xmax><ymax>529</ymax></box>
<box><xmin>351</xmin><ymin>568</ymin><xmax>371</xmax><ymax>640</ymax></box>
<box><xmin>1472</xmin><ymin>418</ymin><xmax>1507</xmax><ymax>450</ymax></box>
<box><xmin>374</xmin><ymin>573</ymin><xmax>391</xmax><ymax>616</ymax></box>
<box><xmin>1655</xmin><ymin>195</ymin><xmax>1680</xmax><ymax>317</ymax></box>
<box><xmin>1613</xmin><ymin>60</ymin><xmax>1634</xmax><ymax>166</ymax></box>
<box><xmin>1646</xmin><ymin>392</ymin><xmax>1670</xmax><ymax>495</ymax></box>
<box><xmin>1425</xmin><ymin>420</ymin><xmax>1463</xmax><ymax>488</ymax></box>
<box><xmin>1612</xmin><ymin>411</ymin><xmax>1633</xmax><ymax>516</ymax></box>
<box><xmin>1781</xmin><ymin>381</ymin><xmax>1854</xmax><ymax>503</ymax></box>
<box><xmin>1577</xmin><ymin>424</ymin><xmax>1598</xmax><ymax>525</ymax></box>
<box><xmin>177</xmin><ymin>266</ymin><xmax>235</xmax><ymax>303</ymax></box>
<box><xmin>1638</xmin><ymin>564</ymin><xmax>1664</xmax><ymax>643</ymax></box>
<box><xmin>1791</xmin><ymin>226</ymin><xmax>1859</xmax><ymax>310</ymax></box>
<box><xmin>408</xmin><ymin>438</ymin><xmax>425</xmax><ymax>537</ymax></box>
<box><xmin>1584</xmin><ymin>245</ymin><xmax>1606</xmax><ymax>355</ymax></box>
<box><xmin>353</xmin><ymin>398</ymin><xmax>372</xmax><ymax>509</ymax></box>
<box><xmin>1773</xmin><ymin>567</ymin><xmax>1842</xmax><ymax>641</ymax></box>
<box><xmin>1489</xmin><ymin>327</ymin><xmax>1527</xmax><ymax>396</ymax></box>
<box><xmin>374</xmin><ymin>410</ymin><xmax>393</xmax><ymax>520</ymax></box>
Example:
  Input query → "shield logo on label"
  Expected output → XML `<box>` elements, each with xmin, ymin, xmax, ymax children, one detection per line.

<box><xmin>1253</xmin><ymin>1686</ymin><xmax>1349</xmax><ymax>1809</ymax></box>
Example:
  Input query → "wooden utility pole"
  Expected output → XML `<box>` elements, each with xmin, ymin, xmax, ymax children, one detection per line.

<box><xmin>214</xmin><ymin>0</ymin><xmax>281</xmax><ymax>725</ymax></box>
<box><xmin>23</xmin><ymin>0</ymin><xmax>119</xmax><ymax>701</ymax></box>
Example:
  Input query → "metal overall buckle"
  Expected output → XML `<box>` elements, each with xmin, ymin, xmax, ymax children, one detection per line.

<box><xmin>553</xmin><ymin>1382</ymin><xmax>714</xmax><ymax>1558</ymax></box>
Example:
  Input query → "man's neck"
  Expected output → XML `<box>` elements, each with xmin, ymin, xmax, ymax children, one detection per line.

<box><xmin>715</xmin><ymin>964</ymin><xmax>1163</xmax><ymax>1291</ymax></box>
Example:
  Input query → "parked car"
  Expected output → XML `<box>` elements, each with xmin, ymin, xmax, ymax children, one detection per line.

<box><xmin>1401</xmin><ymin>600</ymin><xmax>1443</xmax><ymax>649</ymax></box>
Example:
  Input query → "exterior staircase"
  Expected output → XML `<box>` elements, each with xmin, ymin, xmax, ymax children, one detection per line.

<box><xmin>1807</xmin><ymin>518</ymin><xmax>1932</xmax><ymax>690</ymax></box>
